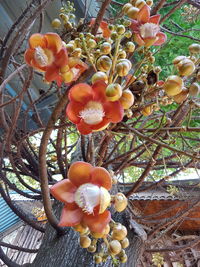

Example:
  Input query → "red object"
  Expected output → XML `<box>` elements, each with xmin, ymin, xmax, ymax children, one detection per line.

<box><xmin>130</xmin><ymin>5</ymin><xmax>167</xmax><ymax>47</ymax></box>
<box><xmin>50</xmin><ymin>161</ymin><xmax>112</xmax><ymax>232</ymax></box>
<box><xmin>90</xmin><ymin>18</ymin><xmax>111</xmax><ymax>38</ymax></box>
<box><xmin>66</xmin><ymin>81</ymin><xmax>124</xmax><ymax>135</ymax></box>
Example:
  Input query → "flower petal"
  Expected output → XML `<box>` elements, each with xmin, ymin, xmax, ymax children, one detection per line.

<box><xmin>55</xmin><ymin>48</ymin><xmax>68</xmax><ymax>67</ymax></box>
<box><xmin>134</xmin><ymin>33</ymin><xmax>145</xmax><ymax>46</ymax></box>
<box><xmin>92</xmin><ymin>81</ymin><xmax>107</xmax><ymax>102</ymax></box>
<box><xmin>77</xmin><ymin>120</ymin><xmax>93</xmax><ymax>135</ymax></box>
<box><xmin>90</xmin><ymin>117</ymin><xmax>110</xmax><ymax>131</ymax></box>
<box><xmin>29</xmin><ymin>33</ymin><xmax>47</xmax><ymax>49</ymax></box>
<box><xmin>50</xmin><ymin>179</ymin><xmax>77</xmax><ymax>203</ymax></box>
<box><xmin>68</xmin><ymin>83</ymin><xmax>93</xmax><ymax>103</ymax></box>
<box><xmin>137</xmin><ymin>4</ymin><xmax>150</xmax><ymax>24</ymax></box>
<box><xmin>104</xmin><ymin>101</ymin><xmax>124</xmax><ymax>123</ymax></box>
<box><xmin>91</xmin><ymin>167</ymin><xmax>112</xmax><ymax>190</ymax></box>
<box><xmin>100</xmin><ymin>21</ymin><xmax>111</xmax><ymax>38</ymax></box>
<box><xmin>149</xmin><ymin>14</ymin><xmax>160</xmax><ymax>24</ymax></box>
<box><xmin>154</xmin><ymin>32</ymin><xmax>167</xmax><ymax>46</ymax></box>
<box><xmin>83</xmin><ymin>210</ymin><xmax>111</xmax><ymax>233</ymax></box>
<box><xmin>45</xmin><ymin>65</ymin><xmax>60</xmax><ymax>82</ymax></box>
<box><xmin>59</xmin><ymin>203</ymin><xmax>83</xmax><ymax>227</ymax></box>
<box><xmin>66</xmin><ymin>101</ymin><xmax>84</xmax><ymax>124</ymax></box>
<box><xmin>130</xmin><ymin>20</ymin><xmax>140</xmax><ymax>32</ymax></box>
<box><xmin>44</xmin><ymin>32</ymin><xmax>63</xmax><ymax>54</ymax></box>
<box><xmin>68</xmin><ymin>161</ymin><xmax>93</xmax><ymax>187</ymax></box>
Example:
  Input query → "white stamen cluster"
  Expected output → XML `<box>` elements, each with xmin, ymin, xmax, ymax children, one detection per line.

<box><xmin>139</xmin><ymin>23</ymin><xmax>160</xmax><ymax>39</ymax></box>
<box><xmin>79</xmin><ymin>108</ymin><xmax>105</xmax><ymax>125</ymax></box>
<box><xmin>34</xmin><ymin>46</ymin><xmax>49</xmax><ymax>66</ymax></box>
<box><xmin>74</xmin><ymin>183</ymin><xmax>100</xmax><ymax>214</ymax></box>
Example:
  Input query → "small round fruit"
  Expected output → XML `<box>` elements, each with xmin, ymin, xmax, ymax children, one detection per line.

<box><xmin>106</xmin><ymin>83</ymin><xmax>122</xmax><ymax>101</ymax></box>
<box><xmin>189</xmin><ymin>83</ymin><xmax>200</xmax><ymax>96</ymax></box>
<box><xmin>173</xmin><ymin>88</ymin><xmax>189</xmax><ymax>103</ymax></box>
<box><xmin>113</xmin><ymin>192</ymin><xmax>128</xmax><ymax>212</ymax></box>
<box><xmin>112</xmin><ymin>225</ymin><xmax>127</xmax><ymax>241</ymax></box>
<box><xmin>51</xmin><ymin>18</ymin><xmax>62</xmax><ymax>29</ymax></box>
<box><xmin>125</xmin><ymin>42</ymin><xmax>135</xmax><ymax>53</ymax></box>
<box><xmin>109</xmin><ymin>240</ymin><xmax>122</xmax><ymax>255</ymax></box>
<box><xmin>94</xmin><ymin>255</ymin><xmax>102</xmax><ymax>264</ymax></box>
<box><xmin>116</xmin><ymin>59</ymin><xmax>132</xmax><ymax>77</ymax></box>
<box><xmin>127</xmin><ymin>7</ymin><xmax>139</xmax><ymax>19</ymax></box>
<box><xmin>189</xmin><ymin>43</ymin><xmax>200</xmax><ymax>54</ymax></box>
<box><xmin>100</xmin><ymin>42</ymin><xmax>112</xmax><ymax>54</ymax></box>
<box><xmin>92</xmin><ymin>72</ymin><xmax>108</xmax><ymax>84</ymax></box>
<box><xmin>119</xmin><ymin>89</ymin><xmax>134</xmax><ymax>109</ymax></box>
<box><xmin>120</xmin><ymin>237</ymin><xmax>130</xmax><ymax>249</ymax></box>
<box><xmin>79</xmin><ymin>235</ymin><xmax>91</xmax><ymax>248</ymax></box>
<box><xmin>96</xmin><ymin>56</ymin><xmax>112</xmax><ymax>72</ymax></box>
<box><xmin>163</xmin><ymin>75</ymin><xmax>183</xmax><ymax>96</ymax></box>
<box><xmin>87</xmin><ymin>39</ymin><xmax>97</xmax><ymax>49</ymax></box>
<box><xmin>177</xmin><ymin>59</ymin><xmax>195</xmax><ymax>76</ymax></box>
<box><xmin>116</xmin><ymin>25</ymin><xmax>126</xmax><ymax>35</ymax></box>
<box><xmin>141</xmin><ymin>105</ymin><xmax>153</xmax><ymax>116</ymax></box>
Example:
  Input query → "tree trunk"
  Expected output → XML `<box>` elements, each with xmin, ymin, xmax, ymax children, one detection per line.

<box><xmin>30</xmin><ymin>202</ymin><xmax>144</xmax><ymax>267</ymax></box>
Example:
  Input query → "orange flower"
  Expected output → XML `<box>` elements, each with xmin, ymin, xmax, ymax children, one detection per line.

<box><xmin>130</xmin><ymin>5</ymin><xmax>166</xmax><ymax>47</ymax></box>
<box><xmin>66</xmin><ymin>81</ymin><xmax>124</xmax><ymax>135</ymax></box>
<box><xmin>90</xmin><ymin>19</ymin><xmax>111</xmax><ymax>38</ymax></box>
<box><xmin>50</xmin><ymin>161</ymin><xmax>112</xmax><ymax>233</ymax></box>
<box><xmin>24</xmin><ymin>33</ymin><xmax>68</xmax><ymax>83</ymax></box>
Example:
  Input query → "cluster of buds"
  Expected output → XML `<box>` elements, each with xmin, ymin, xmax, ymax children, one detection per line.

<box><xmin>122</xmin><ymin>0</ymin><xmax>153</xmax><ymax>19</ymax></box>
<box><xmin>51</xmin><ymin>2</ymin><xmax>76</xmax><ymax>30</ymax></box>
<box><xmin>75</xmin><ymin>220</ymin><xmax>129</xmax><ymax>264</ymax></box>
<box><xmin>50</xmin><ymin>161</ymin><xmax>129</xmax><ymax>264</ymax></box>
<box><xmin>181</xmin><ymin>5</ymin><xmax>199</xmax><ymax>23</ymax></box>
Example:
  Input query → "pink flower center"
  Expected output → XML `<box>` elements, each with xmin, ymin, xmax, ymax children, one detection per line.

<box><xmin>139</xmin><ymin>23</ymin><xmax>160</xmax><ymax>39</ymax></box>
<box><xmin>79</xmin><ymin>101</ymin><xmax>105</xmax><ymax>125</ymax></box>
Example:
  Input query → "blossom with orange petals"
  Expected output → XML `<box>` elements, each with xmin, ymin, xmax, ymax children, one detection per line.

<box><xmin>66</xmin><ymin>81</ymin><xmax>124</xmax><ymax>135</ymax></box>
<box><xmin>50</xmin><ymin>161</ymin><xmax>112</xmax><ymax>233</ymax></box>
<box><xmin>90</xmin><ymin>19</ymin><xmax>111</xmax><ymax>38</ymax></box>
<box><xmin>130</xmin><ymin>5</ymin><xmax>166</xmax><ymax>47</ymax></box>
<box><xmin>24</xmin><ymin>33</ymin><xmax>88</xmax><ymax>85</ymax></box>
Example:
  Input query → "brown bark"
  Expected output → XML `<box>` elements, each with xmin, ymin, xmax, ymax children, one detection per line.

<box><xmin>31</xmin><ymin>202</ymin><xmax>145</xmax><ymax>267</ymax></box>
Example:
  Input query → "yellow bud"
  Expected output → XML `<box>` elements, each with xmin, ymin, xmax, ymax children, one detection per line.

<box><xmin>189</xmin><ymin>83</ymin><xmax>200</xmax><ymax>96</ymax></box>
<box><xmin>111</xmin><ymin>225</ymin><xmax>127</xmax><ymax>241</ymax></box>
<box><xmin>116</xmin><ymin>59</ymin><xmax>132</xmax><ymax>77</ymax></box>
<box><xmin>106</xmin><ymin>83</ymin><xmax>122</xmax><ymax>101</ymax></box>
<box><xmin>125</xmin><ymin>41</ymin><xmax>135</xmax><ymax>53</ymax></box>
<box><xmin>73</xmin><ymin>224</ymin><xmax>89</xmax><ymax>234</ymax></box>
<box><xmin>91</xmin><ymin>71</ymin><xmax>108</xmax><ymax>84</ymax></box>
<box><xmin>173</xmin><ymin>56</ymin><xmax>187</xmax><ymax>65</ymax></box>
<box><xmin>141</xmin><ymin>105</ymin><xmax>153</xmax><ymax>116</ymax></box>
<box><xmin>60</xmin><ymin>65</ymin><xmax>70</xmax><ymax>73</ymax></box>
<box><xmin>127</xmin><ymin>7</ymin><xmax>139</xmax><ymax>19</ymax></box>
<box><xmin>113</xmin><ymin>193</ymin><xmax>128</xmax><ymax>212</ymax></box>
<box><xmin>100</xmin><ymin>42</ymin><xmax>112</xmax><ymax>54</ymax></box>
<box><xmin>79</xmin><ymin>235</ymin><xmax>91</xmax><ymax>248</ymax></box>
<box><xmin>109</xmin><ymin>240</ymin><xmax>122</xmax><ymax>255</ymax></box>
<box><xmin>87</xmin><ymin>39</ymin><xmax>97</xmax><ymax>48</ymax></box>
<box><xmin>177</xmin><ymin>58</ymin><xmax>195</xmax><ymax>76</ymax></box>
<box><xmin>61</xmin><ymin>71</ymin><xmax>74</xmax><ymax>83</ymax></box>
<box><xmin>120</xmin><ymin>238</ymin><xmax>129</xmax><ymax>249</ymax></box>
<box><xmin>87</xmin><ymin>245</ymin><xmax>96</xmax><ymax>253</ymax></box>
<box><xmin>51</xmin><ymin>18</ymin><xmax>62</xmax><ymax>29</ymax></box>
<box><xmin>111</xmin><ymin>31</ymin><xmax>118</xmax><ymax>41</ymax></box>
<box><xmin>65</xmin><ymin>43</ymin><xmax>74</xmax><ymax>53</ymax></box>
<box><xmin>135</xmin><ymin>0</ymin><xmax>146</xmax><ymax>9</ymax></box>
<box><xmin>189</xmin><ymin>43</ymin><xmax>200</xmax><ymax>54</ymax></box>
<box><xmin>118</xmin><ymin>50</ymin><xmax>127</xmax><ymax>59</ymax></box>
<box><xmin>173</xmin><ymin>88</ymin><xmax>188</xmax><ymax>103</ymax></box>
<box><xmin>164</xmin><ymin>75</ymin><xmax>183</xmax><ymax>96</ymax></box>
<box><xmin>124</xmin><ymin>30</ymin><xmax>132</xmax><ymax>38</ymax></box>
<box><xmin>119</xmin><ymin>89</ymin><xmax>134</xmax><ymax>109</ymax></box>
<box><xmin>71</xmin><ymin>48</ymin><xmax>82</xmax><ymax>57</ymax></box>
<box><xmin>96</xmin><ymin>56</ymin><xmax>112</xmax><ymax>72</ymax></box>
<box><xmin>122</xmin><ymin>3</ymin><xmax>133</xmax><ymax>14</ymax></box>
<box><xmin>116</xmin><ymin>25</ymin><xmax>126</xmax><ymax>35</ymax></box>
<box><xmin>94</xmin><ymin>255</ymin><xmax>102</xmax><ymax>264</ymax></box>
<box><xmin>64</xmin><ymin>22</ymin><xmax>73</xmax><ymax>30</ymax></box>
<box><xmin>59</xmin><ymin>13</ymin><xmax>69</xmax><ymax>22</ymax></box>
<box><xmin>146</xmin><ymin>0</ymin><xmax>153</xmax><ymax>6</ymax></box>
<box><xmin>120</xmin><ymin>254</ymin><xmax>128</xmax><ymax>263</ymax></box>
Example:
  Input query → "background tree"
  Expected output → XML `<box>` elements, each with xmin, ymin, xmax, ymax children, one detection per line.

<box><xmin>0</xmin><ymin>0</ymin><xmax>200</xmax><ymax>266</ymax></box>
